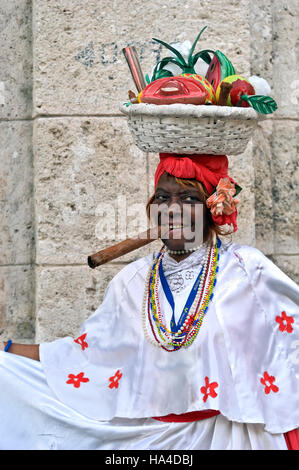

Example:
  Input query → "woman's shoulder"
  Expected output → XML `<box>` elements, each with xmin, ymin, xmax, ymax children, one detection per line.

<box><xmin>220</xmin><ymin>240</ymin><xmax>297</xmax><ymax>286</ymax></box>
<box><xmin>218</xmin><ymin>239</ymin><xmax>276</xmax><ymax>276</ymax></box>
<box><xmin>221</xmin><ymin>240</ymin><xmax>267</xmax><ymax>263</ymax></box>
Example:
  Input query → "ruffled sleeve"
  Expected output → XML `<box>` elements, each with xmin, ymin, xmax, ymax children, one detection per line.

<box><xmin>237</xmin><ymin>246</ymin><xmax>299</xmax><ymax>379</ymax></box>
<box><xmin>39</xmin><ymin>258</ymin><xmax>149</xmax><ymax>420</ymax></box>
<box><xmin>215</xmin><ymin>245</ymin><xmax>299</xmax><ymax>433</ymax></box>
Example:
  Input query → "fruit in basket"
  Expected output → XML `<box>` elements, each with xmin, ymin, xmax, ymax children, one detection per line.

<box><xmin>137</xmin><ymin>26</ymin><xmax>278</xmax><ymax>114</ymax></box>
<box><xmin>179</xmin><ymin>73</ymin><xmax>216</xmax><ymax>104</ymax></box>
<box><xmin>205</xmin><ymin>50</ymin><xmax>235</xmax><ymax>92</ymax></box>
<box><xmin>216</xmin><ymin>75</ymin><xmax>255</xmax><ymax>107</ymax></box>
<box><xmin>137</xmin><ymin>76</ymin><xmax>208</xmax><ymax>105</ymax></box>
<box><xmin>216</xmin><ymin>74</ymin><xmax>278</xmax><ymax>114</ymax></box>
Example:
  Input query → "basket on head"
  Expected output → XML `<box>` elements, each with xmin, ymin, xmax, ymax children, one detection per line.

<box><xmin>120</xmin><ymin>102</ymin><xmax>263</xmax><ymax>156</ymax></box>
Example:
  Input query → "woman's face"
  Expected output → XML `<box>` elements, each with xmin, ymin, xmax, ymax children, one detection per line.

<box><xmin>151</xmin><ymin>173</ymin><xmax>208</xmax><ymax>253</ymax></box>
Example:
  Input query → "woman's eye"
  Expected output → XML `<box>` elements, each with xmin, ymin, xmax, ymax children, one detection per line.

<box><xmin>155</xmin><ymin>194</ymin><xmax>167</xmax><ymax>201</ymax></box>
<box><xmin>183</xmin><ymin>195</ymin><xmax>198</xmax><ymax>202</ymax></box>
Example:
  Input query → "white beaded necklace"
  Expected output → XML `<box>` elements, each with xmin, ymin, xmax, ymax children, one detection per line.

<box><xmin>166</xmin><ymin>245</ymin><xmax>203</xmax><ymax>255</ymax></box>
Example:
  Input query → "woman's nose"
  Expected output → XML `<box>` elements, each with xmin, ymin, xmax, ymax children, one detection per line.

<box><xmin>167</xmin><ymin>195</ymin><xmax>183</xmax><ymax>206</ymax></box>
<box><xmin>162</xmin><ymin>200</ymin><xmax>182</xmax><ymax>221</ymax></box>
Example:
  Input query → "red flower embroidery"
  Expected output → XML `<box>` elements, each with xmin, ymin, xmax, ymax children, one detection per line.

<box><xmin>66</xmin><ymin>372</ymin><xmax>90</xmax><ymax>388</ymax></box>
<box><xmin>260</xmin><ymin>371</ymin><xmax>279</xmax><ymax>394</ymax></box>
<box><xmin>109</xmin><ymin>370</ymin><xmax>123</xmax><ymax>389</ymax></box>
<box><xmin>200</xmin><ymin>376</ymin><xmax>218</xmax><ymax>403</ymax></box>
<box><xmin>275</xmin><ymin>311</ymin><xmax>294</xmax><ymax>334</ymax></box>
<box><xmin>74</xmin><ymin>333</ymin><xmax>88</xmax><ymax>350</ymax></box>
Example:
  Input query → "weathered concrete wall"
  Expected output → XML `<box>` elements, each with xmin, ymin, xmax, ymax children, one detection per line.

<box><xmin>250</xmin><ymin>0</ymin><xmax>299</xmax><ymax>283</ymax></box>
<box><xmin>0</xmin><ymin>0</ymin><xmax>298</xmax><ymax>343</ymax></box>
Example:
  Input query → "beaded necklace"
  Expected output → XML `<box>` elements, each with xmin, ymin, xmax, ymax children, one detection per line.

<box><xmin>142</xmin><ymin>239</ymin><xmax>220</xmax><ymax>351</ymax></box>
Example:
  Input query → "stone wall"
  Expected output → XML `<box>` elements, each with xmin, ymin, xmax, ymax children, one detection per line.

<box><xmin>0</xmin><ymin>0</ymin><xmax>35</xmax><ymax>342</ymax></box>
<box><xmin>0</xmin><ymin>0</ymin><xmax>298</xmax><ymax>344</ymax></box>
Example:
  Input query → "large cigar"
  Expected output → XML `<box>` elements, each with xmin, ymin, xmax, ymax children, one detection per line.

<box><xmin>122</xmin><ymin>46</ymin><xmax>147</xmax><ymax>93</ymax></box>
<box><xmin>88</xmin><ymin>227</ymin><xmax>162</xmax><ymax>269</ymax></box>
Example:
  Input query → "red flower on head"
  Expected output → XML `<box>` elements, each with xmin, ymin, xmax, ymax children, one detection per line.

<box><xmin>260</xmin><ymin>371</ymin><xmax>279</xmax><ymax>395</ymax></box>
<box><xmin>200</xmin><ymin>376</ymin><xmax>218</xmax><ymax>403</ymax></box>
<box><xmin>275</xmin><ymin>311</ymin><xmax>294</xmax><ymax>333</ymax></box>
<box><xmin>206</xmin><ymin>178</ymin><xmax>239</xmax><ymax>217</ymax></box>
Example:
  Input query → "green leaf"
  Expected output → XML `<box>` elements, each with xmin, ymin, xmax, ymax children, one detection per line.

<box><xmin>241</xmin><ymin>95</ymin><xmax>278</xmax><ymax>114</ymax></box>
<box><xmin>234</xmin><ymin>184</ymin><xmax>242</xmax><ymax>196</ymax></box>
<box><xmin>152</xmin><ymin>38</ymin><xmax>187</xmax><ymax>66</ymax></box>
<box><xmin>192</xmin><ymin>49</ymin><xmax>214</xmax><ymax>66</ymax></box>
<box><xmin>187</xmin><ymin>26</ymin><xmax>208</xmax><ymax>67</ymax></box>
<box><xmin>145</xmin><ymin>74</ymin><xmax>151</xmax><ymax>85</ymax></box>
<box><xmin>151</xmin><ymin>57</ymin><xmax>183</xmax><ymax>81</ymax></box>
<box><xmin>156</xmin><ymin>56</ymin><xmax>183</xmax><ymax>70</ymax></box>
<box><xmin>154</xmin><ymin>69</ymin><xmax>174</xmax><ymax>80</ymax></box>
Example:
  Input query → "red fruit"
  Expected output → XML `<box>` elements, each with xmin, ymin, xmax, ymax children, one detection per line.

<box><xmin>138</xmin><ymin>77</ymin><xmax>207</xmax><ymax>105</ymax></box>
<box><xmin>230</xmin><ymin>79</ymin><xmax>255</xmax><ymax>107</ymax></box>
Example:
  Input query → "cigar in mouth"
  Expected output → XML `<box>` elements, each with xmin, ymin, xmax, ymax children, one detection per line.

<box><xmin>87</xmin><ymin>226</ymin><xmax>163</xmax><ymax>268</ymax></box>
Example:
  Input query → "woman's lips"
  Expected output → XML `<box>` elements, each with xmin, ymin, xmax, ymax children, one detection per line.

<box><xmin>161</xmin><ymin>224</ymin><xmax>194</xmax><ymax>238</ymax></box>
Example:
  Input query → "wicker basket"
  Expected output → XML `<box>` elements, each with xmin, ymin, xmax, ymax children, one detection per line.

<box><xmin>120</xmin><ymin>102</ymin><xmax>263</xmax><ymax>155</ymax></box>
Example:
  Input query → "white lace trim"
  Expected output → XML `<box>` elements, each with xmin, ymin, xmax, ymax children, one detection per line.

<box><xmin>162</xmin><ymin>243</ymin><xmax>208</xmax><ymax>294</ymax></box>
<box><xmin>153</xmin><ymin>240</ymin><xmax>230</xmax><ymax>294</ymax></box>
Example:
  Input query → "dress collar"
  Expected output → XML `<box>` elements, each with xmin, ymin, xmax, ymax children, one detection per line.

<box><xmin>162</xmin><ymin>242</ymin><xmax>209</xmax><ymax>277</ymax></box>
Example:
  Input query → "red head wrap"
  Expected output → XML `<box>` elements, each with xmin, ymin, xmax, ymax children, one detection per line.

<box><xmin>154</xmin><ymin>153</ymin><xmax>239</xmax><ymax>232</ymax></box>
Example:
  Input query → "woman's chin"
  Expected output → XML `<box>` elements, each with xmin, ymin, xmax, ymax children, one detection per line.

<box><xmin>161</xmin><ymin>226</ymin><xmax>205</xmax><ymax>251</ymax></box>
<box><xmin>162</xmin><ymin>236</ymin><xmax>197</xmax><ymax>252</ymax></box>
<box><xmin>163</xmin><ymin>241</ymin><xmax>184</xmax><ymax>252</ymax></box>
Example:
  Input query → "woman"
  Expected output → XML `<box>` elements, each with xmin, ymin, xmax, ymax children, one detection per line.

<box><xmin>0</xmin><ymin>153</ymin><xmax>298</xmax><ymax>450</ymax></box>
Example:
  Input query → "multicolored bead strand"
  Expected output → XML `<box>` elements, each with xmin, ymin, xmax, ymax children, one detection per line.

<box><xmin>142</xmin><ymin>240</ymin><xmax>220</xmax><ymax>351</ymax></box>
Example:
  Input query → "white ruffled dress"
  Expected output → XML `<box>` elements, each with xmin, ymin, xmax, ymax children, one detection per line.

<box><xmin>0</xmin><ymin>242</ymin><xmax>298</xmax><ymax>450</ymax></box>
